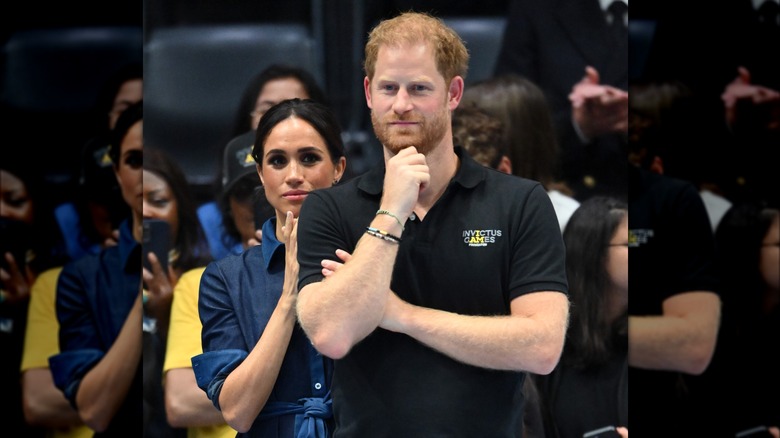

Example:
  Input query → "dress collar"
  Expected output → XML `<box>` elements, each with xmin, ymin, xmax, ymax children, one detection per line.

<box><xmin>260</xmin><ymin>216</ymin><xmax>284</xmax><ymax>270</ymax></box>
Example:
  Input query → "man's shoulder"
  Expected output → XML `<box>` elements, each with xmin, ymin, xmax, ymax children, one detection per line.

<box><xmin>309</xmin><ymin>171</ymin><xmax>380</xmax><ymax>206</ymax></box>
<box><xmin>481</xmin><ymin>169</ymin><xmax>545</xmax><ymax>197</ymax></box>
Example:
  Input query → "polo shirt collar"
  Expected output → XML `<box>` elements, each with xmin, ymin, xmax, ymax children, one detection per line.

<box><xmin>260</xmin><ymin>216</ymin><xmax>284</xmax><ymax>270</ymax></box>
<box><xmin>452</xmin><ymin>146</ymin><xmax>487</xmax><ymax>189</ymax></box>
<box><xmin>357</xmin><ymin>146</ymin><xmax>485</xmax><ymax>196</ymax></box>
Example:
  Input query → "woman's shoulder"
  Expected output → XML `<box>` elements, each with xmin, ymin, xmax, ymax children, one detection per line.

<box><xmin>206</xmin><ymin>245</ymin><xmax>264</xmax><ymax>274</ymax></box>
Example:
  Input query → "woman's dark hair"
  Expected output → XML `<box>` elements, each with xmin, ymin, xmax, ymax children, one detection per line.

<box><xmin>715</xmin><ymin>201</ymin><xmax>778</xmax><ymax>325</ymax></box>
<box><xmin>231</xmin><ymin>64</ymin><xmax>327</xmax><ymax>138</ymax></box>
<box><xmin>92</xmin><ymin>62</ymin><xmax>143</xmax><ymax>132</ymax></box>
<box><xmin>461</xmin><ymin>74</ymin><xmax>559</xmax><ymax>187</ymax></box>
<box><xmin>561</xmin><ymin>195</ymin><xmax>628</xmax><ymax>368</ymax></box>
<box><xmin>252</xmin><ymin>98</ymin><xmax>345</xmax><ymax>165</ymax></box>
<box><xmin>109</xmin><ymin>100</ymin><xmax>143</xmax><ymax>167</ymax></box>
<box><xmin>143</xmin><ymin>147</ymin><xmax>212</xmax><ymax>272</ymax></box>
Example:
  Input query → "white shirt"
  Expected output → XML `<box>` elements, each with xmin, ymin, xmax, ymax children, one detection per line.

<box><xmin>699</xmin><ymin>189</ymin><xmax>732</xmax><ymax>232</ymax></box>
<box><xmin>547</xmin><ymin>189</ymin><xmax>581</xmax><ymax>233</ymax></box>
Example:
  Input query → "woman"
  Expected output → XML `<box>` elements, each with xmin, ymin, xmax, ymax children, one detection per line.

<box><xmin>202</xmin><ymin>64</ymin><xmax>326</xmax><ymax>261</ymax></box>
<box><xmin>55</xmin><ymin>63</ymin><xmax>142</xmax><ymax>260</ymax></box>
<box><xmin>49</xmin><ymin>101</ymin><xmax>144</xmax><ymax>436</ymax></box>
<box><xmin>192</xmin><ymin>98</ymin><xmax>346</xmax><ymax>437</ymax></box>
<box><xmin>535</xmin><ymin>196</ymin><xmax>629</xmax><ymax>438</ymax></box>
<box><xmin>460</xmin><ymin>74</ymin><xmax>580</xmax><ymax>232</ymax></box>
<box><xmin>2</xmin><ymin>164</ymin><xmax>68</xmax><ymax>436</ymax></box>
<box><xmin>714</xmin><ymin>202</ymin><xmax>779</xmax><ymax>436</ymax></box>
<box><xmin>230</xmin><ymin>64</ymin><xmax>327</xmax><ymax>137</ymax></box>
<box><xmin>141</xmin><ymin>146</ymin><xmax>211</xmax><ymax>339</ymax></box>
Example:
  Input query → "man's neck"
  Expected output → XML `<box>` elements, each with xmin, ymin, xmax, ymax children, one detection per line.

<box><xmin>414</xmin><ymin>141</ymin><xmax>459</xmax><ymax>216</ymax></box>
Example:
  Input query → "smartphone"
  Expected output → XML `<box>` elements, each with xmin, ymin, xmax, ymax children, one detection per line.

<box><xmin>142</xmin><ymin>218</ymin><xmax>172</xmax><ymax>273</ymax></box>
<box><xmin>736</xmin><ymin>426</ymin><xmax>774</xmax><ymax>438</ymax></box>
<box><xmin>0</xmin><ymin>218</ymin><xmax>30</xmax><ymax>272</ymax></box>
<box><xmin>583</xmin><ymin>425</ymin><xmax>621</xmax><ymax>438</ymax></box>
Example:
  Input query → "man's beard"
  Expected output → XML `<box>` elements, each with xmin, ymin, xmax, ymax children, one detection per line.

<box><xmin>371</xmin><ymin>105</ymin><xmax>450</xmax><ymax>156</ymax></box>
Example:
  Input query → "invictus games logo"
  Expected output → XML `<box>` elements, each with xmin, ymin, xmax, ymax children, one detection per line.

<box><xmin>463</xmin><ymin>229</ymin><xmax>502</xmax><ymax>247</ymax></box>
<box><xmin>628</xmin><ymin>228</ymin><xmax>651</xmax><ymax>247</ymax></box>
<box><xmin>235</xmin><ymin>146</ymin><xmax>255</xmax><ymax>167</ymax></box>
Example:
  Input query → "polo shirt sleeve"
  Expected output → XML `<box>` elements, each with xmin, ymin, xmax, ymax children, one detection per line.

<box><xmin>296</xmin><ymin>190</ymin><xmax>351</xmax><ymax>292</ymax></box>
<box><xmin>164</xmin><ymin>267</ymin><xmax>206</xmax><ymax>372</ymax></box>
<box><xmin>21</xmin><ymin>267</ymin><xmax>63</xmax><ymax>371</ymax></box>
<box><xmin>49</xmin><ymin>259</ymin><xmax>105</xmax><ymax>406</ymax></box>
<box><xmin>508</xmin><ymin>183</ymin><xmax>569</xmax><ymax>300</ymax></box>
<box><xmin>665</xmin><ymin>182</ymin><xmax>718</xmax><ymax>295</ymax></box>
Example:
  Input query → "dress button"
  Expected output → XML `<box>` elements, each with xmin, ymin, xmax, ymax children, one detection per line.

<box><xmin>409</xmin><ymin>213</ymin><xmax>417</xmax><ymax>221</ymax></box>
<box><xmin>314</xmin><ymin>382</ymin><xmax>322</xmax><ymax>390</ymax></box>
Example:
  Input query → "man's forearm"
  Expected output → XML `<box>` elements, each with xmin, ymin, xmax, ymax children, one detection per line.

<box><xmin>297</xmin><ymin>233</ymin><xmax>398</xmax><ymax>359</ymax></box>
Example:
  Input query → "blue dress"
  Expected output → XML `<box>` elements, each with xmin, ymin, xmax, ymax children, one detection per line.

<box><xmin>49</xmin><ymin>219</ymin><xmax>142</xmax><ymax>437</ymax></box>
<box><xmin>193</xmin><ymin>217</ymin><xmax>333</xmax><ymax>438</ymax></box>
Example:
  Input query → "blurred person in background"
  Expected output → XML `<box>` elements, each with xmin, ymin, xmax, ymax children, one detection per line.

<box><xmin>48</xmin><ymin>101</ymin><xmax>144</xmax><ymax>437</ymax></box>
<box><xmin>535</xmin><ymin>196</ymin><xmax>629</xmax><ymax>438</ymax></box>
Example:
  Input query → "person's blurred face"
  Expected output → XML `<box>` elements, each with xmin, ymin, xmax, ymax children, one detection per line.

<box><xmin>108</xmin><ymin>78</ymin><xmax>143</xmax><ymax>130</ymax></box>
<box><xmin>607</xmin><ymin>214</ymin><xmax>629</xmax><ymax>315</ymax></box>
<box><xmin>114</xmin><ymin>120</ymin><xmax>144</xmax><ymax>220</ymax></box>
<box><xmin>142</xmin><ymin>170</ymin><xmax>179</xmax><ymax>241</ymax></box>
<box><xmin>0</xmin><ymin>170</ymin><xmax>33</xmax><ymax>224</ymax></box>
<box><xmin>250</xmin><ymin>78</ymin><xmax>310</xmax><ymax>130</ymax></box>
<box><xmin>257</xmin><ymin>117</ymin><xmax>345</xmax><ymax>226</ymax></box>
<box><xmin>760</xmin><ymin>213</ymin><xmax>780</xmax><ymax>292</ymax></box>
<box><xmin>366</xmin><ymin>42</ymin><xmax>455</xmax><ymax>155</ymax></box>
<box><xmin>229</xmin><ymin>196</ymin><xmax>256</xmax><ymax>247</ymax></box>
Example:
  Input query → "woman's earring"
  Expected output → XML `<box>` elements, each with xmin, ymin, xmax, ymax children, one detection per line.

<box><xmin>333</xmin><ymin>179</ymin><xmax>339</xmax><ymax>185</ymax></box>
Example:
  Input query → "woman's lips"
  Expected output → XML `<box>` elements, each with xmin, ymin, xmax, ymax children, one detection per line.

<box><xmin>283</xmin><ymin>190</ymin><xmax>309</xmax><ymax>201</ymax></box>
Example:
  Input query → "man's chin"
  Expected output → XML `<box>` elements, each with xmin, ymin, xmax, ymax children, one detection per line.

<box><xmin>385</xmin><ymin>140</ymin><xmax>422</xmax><ymax>154</ymax></box>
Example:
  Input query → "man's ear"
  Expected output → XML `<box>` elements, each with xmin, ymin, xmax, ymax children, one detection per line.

<box><xmin>448</xmin><ymin>76</ymin><xmax>464</xmax><ymax>110</ymax></box>
<box><xmin>364</xmin><ymin>76</ymin><xmax>373</xmax><ymax>109</ymax></box>
<box><xmin>496</xmin><ymin>155</ymin><xmax>513</xmax><ymax>175</ymax></box>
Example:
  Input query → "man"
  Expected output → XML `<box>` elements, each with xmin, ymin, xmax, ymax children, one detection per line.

<box><xmin>627</xmin><ymin>135</ymin><xmax>722</xmax><ymax>436</ymax></box>
<box><xmin>295</xmin><ymin>12</ymin><xmax>569</xmax><ymax>437</ymax></box>
<box><xmin>494</xmin><ymin>0</ymin><xmax>629</xmax><ymax>202</ymax></box>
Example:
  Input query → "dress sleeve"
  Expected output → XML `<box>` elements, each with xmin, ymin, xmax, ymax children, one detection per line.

<box><xmin>48</xmin><ymin>260</ymin><xmax>104</xmax><ymax>407</ymax></box>
<box><xmin>193</xmin><ymin>260</ymin><xmax>249</xmax><ymax>409</ymax></box>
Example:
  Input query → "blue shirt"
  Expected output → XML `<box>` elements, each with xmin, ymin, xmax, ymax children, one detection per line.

<box><xmin>49</xmin><ymin>218</ymin><xmax>142</xmax><ymax>437</ymax></box>
<box><xmin>193</xmin><ymin>217</ymin><xmax>333</xmax><ymax>438</ymax></box>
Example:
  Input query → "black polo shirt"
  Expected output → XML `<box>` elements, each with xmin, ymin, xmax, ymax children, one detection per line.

<box><xmin>297</xmin><ymin>147</ymin><xmax>567</xmax><ymax>437</ymax></box>
<box><xmin>627</xmin><ymin>165</ymin><xmax>719</xmax><ymax>436</ymax></box>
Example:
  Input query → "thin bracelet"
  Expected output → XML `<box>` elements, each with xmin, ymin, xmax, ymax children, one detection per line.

<box><xmin>376</xmin><ymin>209</ymin><xmax>405</xmax><ymax>231</ymax></box>
<box><xmin>365</xmin><ymin>227</ymin><xmax>401</xmax><ymax>244</ymax></box>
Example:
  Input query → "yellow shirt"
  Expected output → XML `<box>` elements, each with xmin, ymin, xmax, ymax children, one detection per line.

<box><xmin>21</xmin><ymin>267</ymin><xmax>93</xmax><ymax>438</ymax></box>
<box><xmin>165</xmin><ymin>267</ymin><xmax>235</xmax><ymax>438</ymax></box>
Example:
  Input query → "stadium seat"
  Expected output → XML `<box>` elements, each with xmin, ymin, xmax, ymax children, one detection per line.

<box><xmin>442</xmin><ymin>16</ymin><xmax>507</xmax><ymax>86</ymax></box>
<box><xmin>143</xmin><ymin>23</ymin><xmax>324</xmax><ymax>189</ymax></box>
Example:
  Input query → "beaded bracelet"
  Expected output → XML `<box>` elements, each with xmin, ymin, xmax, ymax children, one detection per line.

<box><xmin>365</xmin><ymin>226</ymin><xmax>402</xmax><ymax>244</ymax></box>
<box><xmin>376</xmin><ymin>209</ymin><xmax>405</xmax><ymax>231</ymax></box>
